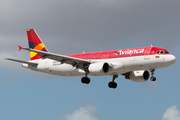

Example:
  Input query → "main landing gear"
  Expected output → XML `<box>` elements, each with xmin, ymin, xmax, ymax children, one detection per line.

<box><xmin>150</xmin><ymin>69</ymin><xmax>156</xmax><ymax>81</ymax></box>
<box><xmin>81</xmin><ymin>73</ymin><xmax>118</xmax><ymax>89</ymax></box>
<box><xmin>81</xmin><ymin>73</ymin><xmax>90</xmax><ymax>84</ymax></box>
<box><xmin>81</xmin><ymin>77</ymin><xmax>90</xmax><ymax>84</ymax></box>
<box><xmin>108</xmin><ymin>75</ymin><xmax>118</xmax><ymax>89</ymax></box>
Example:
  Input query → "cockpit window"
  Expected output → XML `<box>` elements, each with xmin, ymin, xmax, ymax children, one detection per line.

<box><xmin>156</xmin><ymin>51</ymin><xmax>169</xmax><ymax>54</ymax></box>
<box><xmin>164</xmin><ymin>51</ymin><xmax>169</xmax><ymax>54</ymax></box>
<box><xmin>160</xmin><ymin>51</ymin><xmax>164</xmax><ymax>54</ymax></box>
<box><xmin>156</xmin><ymin>51</ymin><xmax>160</xmax><ymax>54</ymax></box>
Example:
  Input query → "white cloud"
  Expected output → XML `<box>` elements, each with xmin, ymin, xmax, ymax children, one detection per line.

<box><xmin>58</xmin><ymin>105</ymin><xmax>99</xmax><ymax>120</ymax></box>
<box><xmin>162</xmin><ymin>106</ymin><xmax>180</xmax><ymax>120</ymax></box>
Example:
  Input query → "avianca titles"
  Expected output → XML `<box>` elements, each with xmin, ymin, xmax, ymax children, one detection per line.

<box><xmin>6</xmin><ymin>29</ymin><xmax>176</xmax><ymax>89</ymax></box>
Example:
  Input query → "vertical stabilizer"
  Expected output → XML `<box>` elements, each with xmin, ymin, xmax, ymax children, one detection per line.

<box><xmin>27</xmin><ymin>29</ymin><xmax>48</xmax><ymax>60</ymax></box>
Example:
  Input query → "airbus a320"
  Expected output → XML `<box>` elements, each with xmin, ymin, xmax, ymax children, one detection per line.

<box><xmin>6</xmin><ymin>29</ymin><xmax>176</xmax><ymax>89</ymax></box>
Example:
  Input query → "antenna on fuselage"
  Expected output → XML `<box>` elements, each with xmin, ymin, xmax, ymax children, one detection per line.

<box><xmin>151</xmin><ymin>45</ymin><xmax>153</xmax><ymax>47</ymax></box>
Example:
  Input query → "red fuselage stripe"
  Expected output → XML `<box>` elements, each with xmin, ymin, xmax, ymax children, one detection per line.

<box><xmin>67</xmin><ymin>47</ymin><xmax>169</xmax><ymax>60</ymax></box>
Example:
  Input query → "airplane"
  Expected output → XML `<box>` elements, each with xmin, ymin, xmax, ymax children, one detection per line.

<box><xmin>6</xmin><ymin>29</ymin><xmax>176</xmax><ymax>89</ymax></box>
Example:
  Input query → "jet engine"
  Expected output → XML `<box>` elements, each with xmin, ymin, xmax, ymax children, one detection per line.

<box><xmin>109</xmin><ymin>61</ymin><xmax>124</xmax><ymax>70</ymax></box>
<box><xmin>88</xmin><ymin>62</ymin><xmax>109</xmax><ymax>74</ymax></box>
<box><xmin>125</xmin><ymin>70</ymin><xmax>150</xmax><ymax>82</ymax></box>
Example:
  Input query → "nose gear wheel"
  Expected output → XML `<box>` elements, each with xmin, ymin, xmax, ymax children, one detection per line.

<box><xmin>150</xmin><ymin>69</ymin><xmax>156</xmax><ymax>81</ymax></box>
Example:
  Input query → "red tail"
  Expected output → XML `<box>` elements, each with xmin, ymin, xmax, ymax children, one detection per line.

<box><xmin>27</xmin><ymin>29</ymin><xmax>48</xmax><ymax>60</ymax></box>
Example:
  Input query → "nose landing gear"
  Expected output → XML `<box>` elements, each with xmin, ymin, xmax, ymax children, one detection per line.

<box><xmin>150</xmin><ymin>69</ymin><xmax>156</xmax><ymax>81</ymax></box>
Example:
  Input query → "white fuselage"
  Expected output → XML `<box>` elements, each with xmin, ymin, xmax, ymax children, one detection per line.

<box><xmin>22</xmin><ymin>54</ymin><xmax>176</xmax><ymax>76</ymax></box>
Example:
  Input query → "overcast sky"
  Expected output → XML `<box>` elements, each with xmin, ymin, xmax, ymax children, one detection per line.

<box><xmin>1</xmin><ymin>0</ymin><xmax>180</xmax><ymax>120</ymax></box>
<box><xmin>1</xmin><ymin>0</ymin><xmax>180</xmax><ymax>54</ymax></box>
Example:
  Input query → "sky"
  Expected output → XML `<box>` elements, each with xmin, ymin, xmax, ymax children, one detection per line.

<box><xmin>0</xmin><ymin>0</ymin><xmax>180</xmax><ymax>120</ymax></box>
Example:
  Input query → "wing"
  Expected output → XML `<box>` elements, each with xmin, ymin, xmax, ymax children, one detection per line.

<box><xmin>21</xmin><ymin>47</ymin><xmax>91</xmax><ymax>70</ymax></box>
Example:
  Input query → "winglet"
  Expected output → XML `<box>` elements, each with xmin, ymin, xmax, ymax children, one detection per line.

<box><xmin>18</xmin><ymin>45</ymin><xmax>23</xmax><ymax>51</ymax></box>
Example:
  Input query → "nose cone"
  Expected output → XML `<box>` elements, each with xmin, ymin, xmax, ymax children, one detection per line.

<box><xmin>167</xmin><ymin>55</ymin><xmax>176</xmax><ymax>65</ymax></box>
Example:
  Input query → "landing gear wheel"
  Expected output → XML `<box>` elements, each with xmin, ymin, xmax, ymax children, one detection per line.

<box><xmin>86</xmin><ymin>78</ymin><xmax>90</xmax><ymax>84</ymax></box>
<box><xmin>108</xmin><ymin>82</ymin><xmax>117</xmax><ymax>89</ymax></box>
<box><xmin>108</xmin><ymin>82</ymin><xmax>113</xmax><ymax>88</ymax></box>
<box><xmin>81</xmin><ymin>77</ymin><xmax>90</xmax><ymax>84</ymax></box>
<box><xmin>150</xmin><ymin>77</ymin><xmax>156</xmax><ymax>81</ymax></box>
<box><xmin>81</xmin><ymin>77</ymin><xmax>85</xmax><ymax>83</ymax></box>
<box><xmin>113</xmin><ymin>82</ymin><xmax>117</xmax><ymax>89</ymax></box>
<box><xmin>108</xmin><ymin>75</ymin><xmax>118</xmax><ymax>89</ymax></box>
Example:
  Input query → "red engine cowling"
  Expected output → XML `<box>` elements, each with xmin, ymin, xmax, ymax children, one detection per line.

<box><xmin>88</xmin><ymin>62</ymin><xmax>109</xmax><ymax>74</ymax></box>
<box><xmin>125</xmin><ymin>70</ymin><xmax>150</xmax><ymax>82</ymax></box>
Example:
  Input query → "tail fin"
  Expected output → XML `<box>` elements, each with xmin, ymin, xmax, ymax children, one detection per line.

<box><xmin>27</xmin><ymin>29</ymin><xmax>48</xmax><ymax>60</ymax></box>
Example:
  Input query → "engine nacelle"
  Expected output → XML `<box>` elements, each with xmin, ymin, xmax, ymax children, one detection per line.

<box><xmin>109</xmin><ymin>61</ymin><xmax>124</xmax><ymax>70</ymax></box>
<box><xmin>125</xmin><ymin>70</ymin><xmax>150</xmax><ymax>82</ymax></box>
<box><xmin>88</xmin><ymin>62</ymin><xmax>109</xmax><ymax>74</ymax></box>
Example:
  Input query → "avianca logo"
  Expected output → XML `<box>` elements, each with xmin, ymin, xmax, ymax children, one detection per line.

<box><xmin>114</xmin><ymin>49</ymin><xmax>145</xmax><ymax>55</ymax></box>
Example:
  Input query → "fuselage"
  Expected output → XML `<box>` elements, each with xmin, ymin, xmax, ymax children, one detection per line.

<box><xmin>23</xmin><ymin>46</ymin><xmax>176</xmax><ymax>76</ymax></box>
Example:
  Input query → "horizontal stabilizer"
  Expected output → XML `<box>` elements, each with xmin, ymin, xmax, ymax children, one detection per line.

<box><xmin>18</xmin><ymin>45</ymin><xmax>23</xmax><ymax>51</ymax></box>
<box><xmin>6</xmin><ymin>58</ymin><xmax>38</xmax><ymax>66</ymax></box>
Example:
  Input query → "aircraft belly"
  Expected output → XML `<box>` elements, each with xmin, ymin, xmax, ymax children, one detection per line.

<box><xmin>49</xmin><ymin>64</ymin><xmax>84</xmax><ymax>76</ymax></box>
